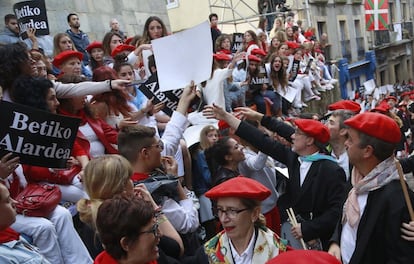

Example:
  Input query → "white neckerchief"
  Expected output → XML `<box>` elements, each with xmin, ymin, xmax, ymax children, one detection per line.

<box><xmin>229</xmin><ymin>230</ymin><xmax>256</xmax><ymax>264</ymax></box>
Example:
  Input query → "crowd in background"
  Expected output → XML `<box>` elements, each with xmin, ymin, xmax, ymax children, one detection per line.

<box><xmin>1</xmin><ymin>6</ymin><xmax>414</xmax><ymax>264</ymax></box>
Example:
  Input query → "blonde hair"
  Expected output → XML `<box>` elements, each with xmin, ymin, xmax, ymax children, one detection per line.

<box><xmin>53</xmin><ymin>33</ymin><xmax>77</xmax><ymax>57</ymax></box>
<box><xmin>199</xmin><ymin>125</ymin><xmax>219</xmax><ymax>150</ymax></box>
<box><xmin>77</xmin><ymin>154</ymin><xmax>133</xmax><ymax>225</ymax></box>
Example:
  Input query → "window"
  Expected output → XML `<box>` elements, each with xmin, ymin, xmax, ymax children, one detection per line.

<box><xmin>317</xmin><ymin>21</ymin><xmax>326</xmax><ymax>38</ymax></box>
<box><xmin>394</xmin><ymin>64</ymin><xmax>400</xmax><ymax>83</ymax></box>
<box><xmin>389</xmin><ymin>3</ymin><xmax>394</xmax><ymax>24</ymax></box>
<box><xmin>355</xmin><ymin>20</ymin><xmax>365</xmax><ymax>60</ymax></box>
<box><xmin>339</xmin><ymin>20</ymin><xmax>351</xmax><ymax>61</ymax></box>
<box><xmin>379</xmin><ymin>70</ymin><xmax>386</xmax><ymax>86</ymax></box>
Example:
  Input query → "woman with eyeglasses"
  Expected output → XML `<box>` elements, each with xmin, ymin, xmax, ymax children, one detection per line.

<box><xmin>187</xmin><ymin>176</ymin><xmax>288</xmax><ymax>263</ymax></box>
<box><xmin>95</xmin><ymin>194</ymin><xmax>161</xmax><ymax>264</ymax></box>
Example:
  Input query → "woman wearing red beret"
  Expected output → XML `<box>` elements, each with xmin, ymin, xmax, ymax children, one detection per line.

<box><xmin>52</xmin><ymin>33</ymin><xmax>92</xmax><ymax>78</ymax></box>
<box><xmin>187</xmin><ymin>176</ymin><xmax>288</xmax><ymax>263</ymax></box>
<box><xmin>86</xmin><ymin>41</ymin><xmax>105</xmax><ymax>73</ymax></box>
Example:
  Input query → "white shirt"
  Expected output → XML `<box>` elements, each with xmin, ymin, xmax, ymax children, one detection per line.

<box><xmin>331</xmin><ymin>151</ymin><xmax>350</xmax><ymax>181</ymax></box>
<box><xmin>229</xmin><ymin>230</ymin><xmax>256</xmax><ymax>264</ymax></box>
<box><xmin>78</xmin><ymin>123</ymin><xmax>105</xmax><ymax>158</ymax></box>
<box><xmin>200</xmin><ymin>68</ymin><xmax>232</xmax><ymax>109</ymax></box>
<box><xmin>340</xmin><ymin>193</ymin><xmax>368</xmax><ymax>264</ymax></box>
<box><xmin>298</xmin><ymin>152</ymin><xmax>319</xmax><ymax>186</ymax></box>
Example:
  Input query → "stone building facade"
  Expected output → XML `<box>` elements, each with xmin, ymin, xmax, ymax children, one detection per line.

<box><xmin>0</xmin><ymin>0</ymin><xmax>171</xmax><ymax>42</ymax></box>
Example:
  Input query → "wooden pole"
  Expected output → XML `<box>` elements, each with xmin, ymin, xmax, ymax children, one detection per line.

<box><xmin>286</xmin><ymin>208</ymin><xmax>307</xmax><ymax>250</ymax></box>
<box><xmin>395</xmin><ymin>160</ymin><xmax>414</xmax><ymax>221</ymax></box>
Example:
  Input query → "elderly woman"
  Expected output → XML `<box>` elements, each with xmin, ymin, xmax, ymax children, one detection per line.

<box><xmin>52</xmin><ymin>33</ymin><xmax>92</xmax><ymax>78</ymax></box>
<box><xmin>94</xmin><ymin>194</ymin><xmax>160</xmax><ymax>264</ymax></box>
<box><xmin>191</xmin><ymin>176</ymin><xmax>287</xmax><ymax>263</ymax></box>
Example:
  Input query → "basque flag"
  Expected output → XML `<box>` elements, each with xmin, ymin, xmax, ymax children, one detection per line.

<box><xmin>365</xmin><ymin>0</ymin><xmax>389</xmax><ymax>31</ymax></box>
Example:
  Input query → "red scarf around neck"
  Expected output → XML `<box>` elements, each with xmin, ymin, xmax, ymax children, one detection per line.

<box><xmin>131</xmin><ymin>172</ymin><xmax>149</xmax><ymax>182</ymax></box>
<box><xmin>0</xmin><ymin>228</ymin><xmax>20</xmax><ymax>243</ymax></box>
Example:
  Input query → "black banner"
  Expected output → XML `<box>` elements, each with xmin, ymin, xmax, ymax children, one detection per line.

<box><xmin>138</xmin><ymin>73</ymin><xmax>182</xmax><ymax>116</ymax></box>
<box><xmin>249</xmin><ymin>64</ymin><xmax>270</xmax><ymax>93</ymax></box>
<box><xmin>13</xmin><ymin>0</ymin><xmax>49</xmax><ymax>39</ymax></box>
<box><xmin>232</xmin><ymin>33</ymin><xmax>244</xmax><ymax>53</ymax></box>
<box><xmin>0</xmin><ymin>101</ymin><xmax>80</xmax><ymax>168</ymax></box>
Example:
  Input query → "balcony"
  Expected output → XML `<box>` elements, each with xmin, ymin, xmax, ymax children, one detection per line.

<box><xmin>374</xmin><ymin>30</ymin><xmax>390</xmax><ymax>46</ymax></box>
<box><xmin>402</xmin><ymin>21</ymin><xmax>413</xmax><ymax>38</ymax></box>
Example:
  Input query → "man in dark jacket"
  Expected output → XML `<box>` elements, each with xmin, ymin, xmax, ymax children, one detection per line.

<box><xmin>328</xmin><ymin>112</ymin><xmax>414</xmax><ymax>264</ymax></box>
<box><xmin>209</xmin><ymin>13</ymin><xmax>221</xmax><ymax>52</ymax></box>
<box><xmin>66</xmin><ymin>13</ymin><xmax>90</xmax><ymax>65</ymax></box>
<box><xmin>203</xmin><ymin>105</ymin><xmax>346</xmax><ymax>250</ymax></box>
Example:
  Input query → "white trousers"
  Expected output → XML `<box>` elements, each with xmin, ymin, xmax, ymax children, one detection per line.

<box><xmin>12</xmin><ymin>205</ymin><xmax>92</xmax><ymax>264</ymax></box>
<box><xmin>58</xmin><ymin>176</ymin><xmax>89</xmax><ymax>203</ymax></box>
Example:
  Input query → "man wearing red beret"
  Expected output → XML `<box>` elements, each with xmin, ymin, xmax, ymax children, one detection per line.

<box><xmin>328</xmin><ymin>112</ymin><xmax>414</xmax><ymax>264</ymax></box>
<box><xmin>203</xmin><ymin>105</ymin><xmax>346</xmax><ymax>251</ymax></box>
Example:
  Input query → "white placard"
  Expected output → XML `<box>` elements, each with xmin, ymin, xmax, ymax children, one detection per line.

<box><xmin>152</xmin><ymin>21</ymin><xmax>213</xmax><ymax>92</ymax></box>
<box><xmin>394</xmin><ymin>23</ymin><xmax>402</xmax><ymax>41</ymax></box>
<box><xmin>276</xmin><ymin>86</ymin><xmax>298</xmax><ymax>103</ymax></box>
<box><xmin>386</xmin><ymin>84</ymin><xmax>395</xmax><ymax>93</ymax></box>
<box><xmin>363</xmin><ymin>79</ymin><xmax>376</xmax><ymax>95</ymax></box>
<box><xmin>379</xmin><ymin>85</ymin><xmax>388</xmax><ymax>94</ymax></box>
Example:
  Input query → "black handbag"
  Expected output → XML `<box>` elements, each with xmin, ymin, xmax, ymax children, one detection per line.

<box><xmin>137</xmin><ymin>174</ymin><xmax>180</xmax><ymax>205</ymax></box>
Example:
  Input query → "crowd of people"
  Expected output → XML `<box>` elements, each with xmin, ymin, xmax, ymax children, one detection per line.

<box><xmin>1</xmin><ymin>8</ymin><xmax>414</xmax><ymax>264</ymax></box>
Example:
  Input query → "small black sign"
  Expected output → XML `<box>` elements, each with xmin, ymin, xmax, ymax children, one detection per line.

<box><xmin>13</xmin><ymin>0</ymin><xmax>49</xmax><ymax>39</ymax></box>
<box><xmin>138</xmin><ymin>73</ymin><xmax>183</xmax><ymax>116</ymax></box>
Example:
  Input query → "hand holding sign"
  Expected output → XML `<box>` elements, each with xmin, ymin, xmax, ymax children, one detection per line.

<box><xmin>13</xmin><ymin>0</ymin><xmax>49</xmax><ymax>39</ymax></box>
<box><xmin>176</xmin><ymin>81</ymin><xmax>197</xmax><ymax>115</ymax></box>
<box><xmin>0</xmin><ymin>153</ymin><xmax>20</xmax><ymax>179</ymax></box>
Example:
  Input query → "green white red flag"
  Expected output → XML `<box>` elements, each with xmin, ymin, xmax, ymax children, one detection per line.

<box><xmin>365</xmin><ymin>0</ymin><xmax>389</xmax><ymax>31</ymax></box>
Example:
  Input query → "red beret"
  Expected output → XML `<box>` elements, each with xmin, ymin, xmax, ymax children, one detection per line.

<box><xmin>86</xmin><ymin>41</ymin><xmax>103</xmax><ymax>53</ymax></box>
<box><xmin>205</xmin><ymin>176</ymin><xmax>271</xmax><ymax>201</ymax></box>
<box><xmin>286</xmin><ymin>41</ymin><xmax>301</xmax><ymax>49</ymax></box>
<box><xmin>266</xmin><ymin>250</ymin><xmax>341</xmax><ymax>264</ymax></box>
<box><xmin>125</xmin><ymin>37</ymin><xmax>134</xmax><ymax>45</ymax></box>
<box><xmin>385</xmin><ymin>95</ymin><xmax>397</xmax><ymax>102</ymax></box>
<box><xmin>294</xmin><ymin>119</ymin><xmax>330</xmax><ymax>144</ymax></box>
<box><xmin>344</xmin><ymin>112</ymin><xmax>401</xmax><ymax>143</ymax></box>
<box><xmin>304</xmin><ymin>31</ymin><xmax>314</xmax><ymax>38</ymax></box>
<box><xmin>248</xmin><ymin>54</ymin><xmax>261</xmax><ymax>63</ymax></box>
<box><xmin>328</xmin><ymin>100</ymin><xmax>361</xmax><ymax>114</ymax></box>
<box><xmin>370</xmin><ymin>100</ymin><xmax>390</xmax><ymax>114</ymax></box>
<box><xmin>401</xmin><ymin>91</ymin><xmax>411</xmax><ymax>98</ymax></box>
<box><xmin>251</xmin><ymin>48</ymin><xmax>267</xmax><ymax>56</ymax></box>
<box><xmin>213</xmin><ymin>53</ymin><xmax>231</xmax><ymax>61</ymax></box>
<box><xmin>53</xmin><ymin>50</ymin><xmax>83</xmax><ymax>68</ymax></box>
<box><xmin>218</xmin><ymin>120</ymin><xmax>230</xmax><ymax>131</ymax></box>
<box><xmin>111</xmin><ymin>44</ymin><xmax>135</xmax><ymax>58</ymax></box>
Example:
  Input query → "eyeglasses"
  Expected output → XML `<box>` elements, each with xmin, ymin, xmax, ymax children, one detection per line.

<box><xmin>294</xmin><ymin>129</ymin><xmax>307</xmax><ymax>136</ymax></box>
<box><xmin>215</xmin><ymin>207</ymin><xmax>249</xmax><ymax>218</ymax></box>
<box><xmin>146</xmin><ymin>140</ymin><xmax>164</xmax><ymax>151</ymax></box>
<box><xmin>139</xmin><ymin>222</ymin><xmax>160</xmax><ymax>238</ymax></box>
